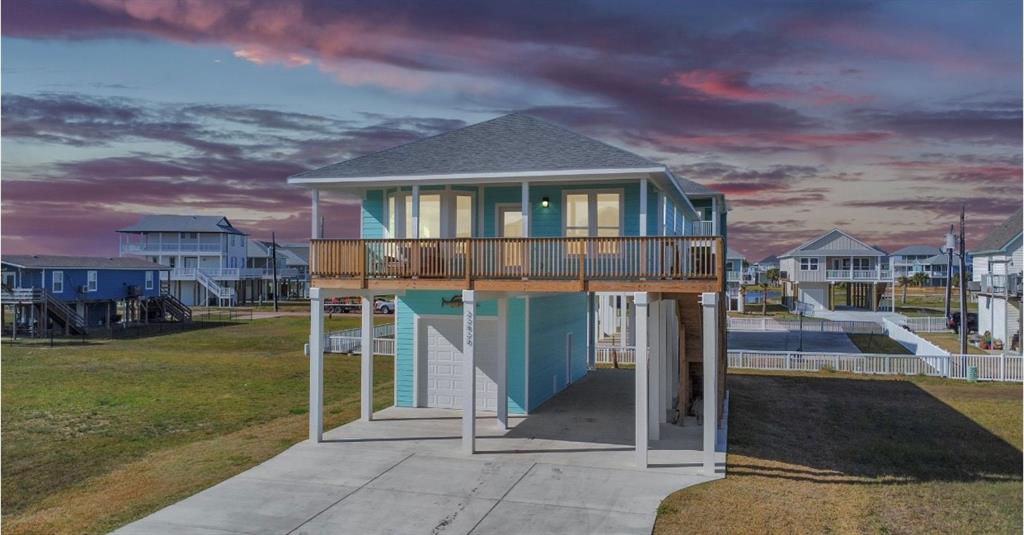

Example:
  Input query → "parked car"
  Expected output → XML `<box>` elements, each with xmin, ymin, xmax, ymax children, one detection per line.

<box><xmin>947</xmin><ymin>311</ymin><xmax>977</xmax><ymax>334</ymax></box>
<box><xmin>375</xmin><ymin>299</ymin><xmax>395</xmax><ymax>314</ymax></box>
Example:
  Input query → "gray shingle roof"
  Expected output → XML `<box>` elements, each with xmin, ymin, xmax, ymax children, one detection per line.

<box><xmin>675</xmin><ymin>177</ymin><xmax>720</xmax><ymax>196</ymax></box>
<box><xmin>891</xmin><ymin>245</ymin><xmax>940</xmax><ymax>257</ymax></box>
<box><xmin>118</xmin><ymin>215</ymin><xmax>246</xmax><ymax>235</ymax></box>
<box><xmin>726</xmin><ymin>247</ymin><xmax>745</xmax><ymax>260</ymax></box>
<box><xmin>2</xmin><ymin>255</ymin><xmax>164</xmax><ymax>270</ymax></box>
<box><xmin>758</xmin><ymin>255</ymin><xmax>780</xmax><ymax>265</ymax></box>
<box><xmin>291</xmin><ymin>113</ymin><xmax>662</xmax><ymax>180</ymax></box>
<box><xmin>780</xmin><ymin>229</ymin><xmax>888</xmax><ymax>258</ymax></box>
<box><xmin>920</xmin><ymin>253</ymin><xmax>950</xmax><ymax>265</ymax></box>
<box><xmin>973</xmin><ymin>208</ymin><xmax>1023</xmax><ymax>254</ymax></box>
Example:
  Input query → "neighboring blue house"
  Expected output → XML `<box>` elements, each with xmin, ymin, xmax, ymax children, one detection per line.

<box><xmin>288</xmin><ymin>113</ymin><xmax>728</xmax><ymax>470</ymax></box>
<box><xmin>1</xmin><ymin>255</ymin><xmax>168</xmax><ymax>336</ymax></box>
<box><xmin>889</xmin><ymin>244</ymin><xmax>956</xmax><ymax>287</ymax></box>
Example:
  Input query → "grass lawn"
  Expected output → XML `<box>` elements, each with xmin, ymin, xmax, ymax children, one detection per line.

<box><xmin>1</xmin><ymin>316</ymin><xmax>393</xmax><ymax>535</ymax></box>
<box><xmin>919</xmin><ymin>331</ymin><xmax>989</xmax><ymax>355</ymax></box>
<box><xmin>655</xmin><ymin>370</ymin><xmax>1022</xmax><ymax>534</ymax></box>
<box><xmin>847</xmin><ymin>332</ymin><xmax>913</xmax><ymax>354</ymax></box>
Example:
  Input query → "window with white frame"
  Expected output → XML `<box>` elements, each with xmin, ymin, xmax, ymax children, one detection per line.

<box><xmin>87</xmin><ymin>270</ymin><xmax>98</xmax><ymax>292</ymax></box>
<box><xmin>853</xmin><ymin>258</ymin><xmax>870</xmax><ymax>270</ymax></box>
<box><xmin>800</xmin><ymin>258</ymin><xmax>819</xmax><ymax>271</ymax></box>
<box><xmin>181</xmin><ymin>232</ymin><xmax>197</xmax><ymax>240</ymax></box>
<box><xmin>563</xmin><ymin>190</ymin><xmax>622</xmax><ymax>254</ymax></box>
<box><xmin>52</xmin><ymin>271</ymin><xmax>64</xmax><ymax>293</ymax></box>
<box><xmin>386</xmin><ymin>190</ymin><xmax>474</xmax><ymax>239</ymax></box>
<box><xmin>145</xmin><ymin>270</ymin><xmax>154</xmax><ymax>290</ymax></box>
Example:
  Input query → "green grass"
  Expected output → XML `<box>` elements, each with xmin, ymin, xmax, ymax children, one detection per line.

<box><xmin>919</xmin><ymin>331</ymin><xmax>989</xmax><ymax>355</ymax></box>
<box><xmin>847</xmin><ymin>332</ymin><xmax>913</xmax><ymax>354</ymax></box>
<box><xmin>2</xmin><ymin>316</ymin><xmax>393</xmax><ymax>535</ymax></box>
<box><xmin>656</xmin><ymin>370</ymin><xmax>1023</xmax><ymax>534</ymax></box>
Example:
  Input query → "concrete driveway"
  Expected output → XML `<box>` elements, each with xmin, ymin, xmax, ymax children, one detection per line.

<box><xmin>114</xmin><ymin>370</ymin><xmax>725</xmax><ymax>535</ymax></box>
<box><xmin>729</xmin><ymin>330</ymin><xmax>862</xmax><ymax>353</ymax></box>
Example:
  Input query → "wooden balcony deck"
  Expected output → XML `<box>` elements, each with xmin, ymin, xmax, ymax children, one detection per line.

<box><xmin>311</xmin><ymin>236</ymin><xmax>725</xmax><ymax>293</ymax></box>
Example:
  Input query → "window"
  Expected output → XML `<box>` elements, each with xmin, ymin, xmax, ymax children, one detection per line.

<box><xmin>181</xmin><ymin>232</ymin><xmax>197</xmax><ymax>240</ymax></box>
<box><xmin>2</xmin><ymin>272</ymin><xmax>15</xmax><ymax>288</ymax></box>
<box><xmin>87</xmin><ymin>270</ymin><xmax>98</xmax><ymax>292</ymax></box>
<box><xmin>853</xmin><ymin>258</ymin><xmax>870</xmax><ymax>270</ymax></box>
<box><xmin>498</xmin><ymin>205</ymin><xmax>524</xmax><ymax>268</ymax></box>
<box><xmin>563</xmin><ymin>191</ymin><xmax>622</xmax><ymax>254</ymax></box>
<box><xmin>800</xmin><ymin>258</ymin><xmax>819</xmax><ymax>271</ymax></box>
<box><xmin>455</xmin><ymin>194</ymin><xmax>473</xmax><ymax>238</ymax></box>
<box><xmin>52</xmin><ymin>271</ymin><xmax>64</xmax><ymax>293</ymax></box>
<box><xmin>145</xmin><ymin>271</ymin><xmax>154</xmax><ymax>290</ymax></box>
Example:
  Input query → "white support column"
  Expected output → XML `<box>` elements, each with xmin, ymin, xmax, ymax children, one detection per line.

<box><xmin>701</xmin><ymin>292</ymin><xmax>719</xmax><ymax>476</ymax></box>
<box><xmin>497</xmin><ymin>297</ymin><xmax>508</xmax><ymax>430</ymax></box>
<box><xmin>634</xmin><ymin>292</ymin><xmax>649</xmax><ymax>468</ymax></box>
<box><xmin>639</xmin><ymin>178</ymin><xmax>648</xmax><ymax>236</ymax></box>
<box><xmin>309</xmin><ymin>288</ymin><xmax>324</xmax><ymax>442</ymax></box>
<box><xmin>658</xmin><ymin>300</ymin><xmax>670</xmax><ymax>425</ymax></box>
<box><xmin>462</xmin><ymin>289</ymin><xmax>477</xmax><ymax>454</ymax></box>
<box><xmin>311</xmin><ymin>189</ymin><xmax>321</xmax><ymax>239</ymax></box>
<box><xmin>361</xmin><ymin>296</ymin><xmax>374</xmax><ymax>422</ymax></box>
<box><xmin>648</xmin><ymin>295</ymin><xmax>661</xmax><ymax>440</ymax></box>
<box><xmin>411</xmin><ymin>185</ymin><xmax>421</xmax><ymax>239</ymax></box>
<box><xmin>657</xmin><ymin>191</ymin><xmax>667</xmax><ymax>236</ymax></box>
<box><xmin>587</xmin><ymin>293</ymin><xmax>596</xmax><ymax>370</ymax></box>
<box><xmin>521</xmin><ymin>182</ymin><xmax>530</xmax><ymax>237</ymax></box>
<box><xmin>619</xmin><ymin>295</ymin><xmax>628</xmax><ymax>348</ymax></box>
<box><xmin>710</xmin><ymin>196</ymin><xmax>717</xmax><ymax>235</ymax></box>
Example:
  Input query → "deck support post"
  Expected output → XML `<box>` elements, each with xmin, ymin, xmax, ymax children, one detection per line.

<box><xmin>634</xmin><ymin>291</ymin><xmax>650</xmax><ymax>468</ymax></box>
<box><xmin>311</xmin><ymin>189</ymin><xmax>321</xmax><ymax>239</ymax></box>
<box><xmin>648</xmin><ymin>295</ymin><xmax>661</xmax><ymax>440</ymax></box>
<box><xmin>658</xmin><ymin>300</ymin><xmax>670</xmax><ymax>425</ymax></box>
<box><xmin>639</xmin><ymin>178</ymin><xmax>648</xmax><ymax>237</ymax></box>
<box><xmin>520</xmin><ymin>182</ymin><xmax>530</xmax><ymax>237</ymax></box>
<box><xmin>309</xmin><ymin>288</ymin><xmax>324</xmax><ymax>442</ymax></box>
<box><xmin>411</xmin><ymin>185</ymin><xmax>420</xmax><ymax>239</ymax></box>
<box><xmin>586</xmin><ymin>293</ymin><xmax>596</xmax><ymax>370</ymax></box>
<box><xmin>496</xmin><ymin>297</ymin><xmax>508</xmax><ymax>430</ymax></box>
<box><xmin>361</xmin><ymin>295</ymin><xmax>374</xmax><ymax>422</ymax></box>
<box><xmin>701</xmin><ymin>292</ymin><xmax>719</xmax><ymax>476</ymax></box>
<box><xmin>462</xmin><ymin>290</ymin><xmax>477</xmax><ymax>454</ymax></box>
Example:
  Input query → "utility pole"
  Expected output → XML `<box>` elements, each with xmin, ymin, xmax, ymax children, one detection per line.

<box><xmin>944</xmin><ymin>224</ymin><xmax>954</xmax><ymax>320</ymax></box>
<box><xmin>271</xmin><ymin>232</ymin><xmax>279</xmax><ymax>313</ymax></box>
<box><xmin>958</xmin><ymin>206</ymin><xmax>968</xmax><ymax>355</ymax></box>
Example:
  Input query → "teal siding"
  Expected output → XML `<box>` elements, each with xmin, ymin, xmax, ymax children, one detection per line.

<box><xmin>527</xmin><ymin>293</ymin><xmax>588</xmax><ymax>411</ymax></box>
<box><xmin>481</xmin><ymin>181</ymin><xmax>646</xmax><ymax>238</ymax></box>
<box><xmin>394</xmin><ymin>290</ymin><xmax>525</xmax><ymax>414</ymax></box>
<box><xmin>362</xmin><ymin>190</ymin><xmax>385</xmax><ymax>238</ymax></box>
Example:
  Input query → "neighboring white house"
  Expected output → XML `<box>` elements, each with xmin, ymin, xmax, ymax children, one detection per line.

<box><xmin>779</xmin><ymin>229</ymin><xmax>890</xmax><ymax>311</ymax></box>
<box><xmin>725</xmin><ymin>247</ymin><xmax>749</xmax><ymax>311</ymax></box>
<box><xmin>118</xmin><ymin>215</ymin><xmax>250</xmax><ymax>306</ymax></box>
<box><xmin>244</xmin><ymin>240</ymin><xmax>309</xmax><ymax>301</ymax></box>
<box><xmin>890</xmin><ymin>244</ymin><xmax>954</xmax><ymax>286</ymax></box>
<box><xmin>970</xmin><ymin>208</ymin><xmax>1022</xmax><ymax>352</ymax></box>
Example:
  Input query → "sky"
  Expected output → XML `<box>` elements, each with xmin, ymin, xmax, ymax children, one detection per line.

<box><xmin>2</xmin><ymin>0</ymin><xmax>1021</xmax><ymax>261</ymax></box>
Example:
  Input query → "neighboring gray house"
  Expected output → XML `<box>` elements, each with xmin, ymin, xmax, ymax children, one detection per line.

<box><xmin>118</xmin><ymin>215</ymin><xmax>251</xmax><ymax>306</ymax></box>
<box><xmin>779</xmin><ymin>229</ymin><xmax>890</xmax><ymax>311</ymax></box>
<box><xmin>890</xmin><ymin>244</ymin><xmax>954</xmax><ymax>286</ymax></box>
<box><xmin>970</xmin><ymin>208</ymin><xmax>1023</xmax><ymax>351</ymax></box>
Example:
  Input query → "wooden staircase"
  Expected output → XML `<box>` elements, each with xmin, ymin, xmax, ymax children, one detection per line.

<box><xmin>2</xmin><ymin>287</ymin><xmax>87</xmax><ymax>335</ymax></box>
<box><xmin>147</xmin><ymin>294</ymin><xmax>192</xmax><ymax>322</ymax></box>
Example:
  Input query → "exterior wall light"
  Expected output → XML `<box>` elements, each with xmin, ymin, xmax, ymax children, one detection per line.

<box><xmin>541</xmin><ymin>197</ymin><xmax>550</xmax><ymax>208</ymax></box>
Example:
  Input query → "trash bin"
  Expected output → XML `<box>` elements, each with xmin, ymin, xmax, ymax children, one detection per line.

<box><xmin>966</xmin><ymin>366</ymin><xmax>979</xmax><ymax>383</ymax></box>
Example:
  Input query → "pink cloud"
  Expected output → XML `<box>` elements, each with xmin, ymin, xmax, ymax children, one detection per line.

<box><xmin>664</xmin><ymin>69</ymin><xmax>872</xmax><ymax>106</ymax></box>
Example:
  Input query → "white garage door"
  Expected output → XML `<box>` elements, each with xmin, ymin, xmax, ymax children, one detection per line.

<box><xmin>800</xmin><ymin>286</ymin><xmax>828</xmax><ymax>310</ymax></box>
<box><xmin>421</xmin><ymin>317</ymin><xmax>499</xmax><ymax>411</ymax></box>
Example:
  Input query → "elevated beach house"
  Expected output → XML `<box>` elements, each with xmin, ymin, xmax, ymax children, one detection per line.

<box><xmin>118</xmin><ymin>215</ymin><xmax>250</xmax><ymax>306</ymax></box>
<box><xmin>890</xmin><ymin>244</ymin><xmax>953</xmax><ymax>287</ymax></box>
<box><xmin>289</xmin><ymin>113</ymin><xmax>728</xmax><ymax>469</ymax></box>
<box><xmin>970</xmin><ymin>208</ymin><xmax>1022</xmax><ymax>351</ymax></box>
<box><xmin>1</xmin><ymin>255</ymin><xmax>176</xmax><ymax>337</ymax></box>
<box><xmin>779</xmin><ymin>229</ymin><xmax>890</xmax><ymax>311</ymax></box>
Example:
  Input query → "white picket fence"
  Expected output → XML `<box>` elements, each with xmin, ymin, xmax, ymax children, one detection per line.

<box><xmin>727</xmin><ymin>317</ymin><xmax>883</xmax><ymax>334</ymax></box>
<box><xmin>596</xmin><ymin>345</ymin><xmax>636</xmax><ymax>365</ymax></box>
<box><xmin>728</xmin><ymin>350</ymin><xmax>1023</xmax><ymax>382</ymax></box>
<box><xmin>326</xmin><ymin>323</ymin><xmax>396</xmax><ymax>356</ymax></box>
<box><xmin>893</xmin><ymin>314</ymin><xmax>950</xmax><ymax>333</ymax></box>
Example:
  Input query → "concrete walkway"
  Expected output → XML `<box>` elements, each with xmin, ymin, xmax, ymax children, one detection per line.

<box><xmin>729</xmin><ymin>330</ymin><xmax>862</xmax><ymax>353</ymax></box>
<box><xmin>115</xmin><ymin>370</ymin><xmax>726</xmax><ymax>534</ymax></box>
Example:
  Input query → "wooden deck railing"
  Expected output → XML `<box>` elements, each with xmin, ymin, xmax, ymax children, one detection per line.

<box><xmin>311</xmin><ymin>236</ymin><xmax>724</xmax><ymax>292</ymax></box>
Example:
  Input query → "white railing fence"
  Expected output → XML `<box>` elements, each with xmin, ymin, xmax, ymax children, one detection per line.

<box><xmin>728</xmin><ymin>350</ymin><xmax>1023</xmax><ymax>382</ymax></box>
<box><xmin>892</xmin><ymin>314</ymin><xmax>950</xmax><ymax>333</ymax></box>
<box><xmin>595</xmin><ymin>345</ymin><xmax>636</xmax><ymax>365</ymax></box>
<box><xmin>325</xmin><ymin>323</ymin><xmax>396</xmax><ymax>356</ymax></box>
<box><xmin>727</xmin><ymin>317</ymin><xmax>883</xmax><ymax>334</ymax></box>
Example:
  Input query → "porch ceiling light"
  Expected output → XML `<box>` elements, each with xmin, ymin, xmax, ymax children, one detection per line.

<box><xmin>541</xmin><ymin>196</ymin><xmax>550</xmax><ymax>208</ymax></box>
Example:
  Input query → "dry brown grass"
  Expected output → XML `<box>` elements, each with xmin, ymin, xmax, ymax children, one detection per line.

<box><xmin>655</xmin><ymin>371</ymin><xmax>1022</xmax><ymax>534</ymax></box>
<box><xmin>3</xmin><ymin>382</ymin><xmax>392</xmax><ymax>535</ymax></box>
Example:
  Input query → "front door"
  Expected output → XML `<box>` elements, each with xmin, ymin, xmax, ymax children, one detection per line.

<box><xmin>497</xmin><ymin>205</ymin><xmax>524</xmax><ymax>270</ymax></box>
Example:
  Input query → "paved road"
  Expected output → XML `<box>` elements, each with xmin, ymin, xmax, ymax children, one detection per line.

<box><xmin>729</xmin><ymin>330</ymin><xmax>862</xmax><ymax>353</ymax></box>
